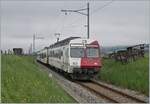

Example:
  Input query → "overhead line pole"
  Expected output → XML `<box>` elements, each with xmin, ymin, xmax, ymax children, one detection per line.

<box><xmin>87</xmin><ymin>2</ymin><xmax>89</xmax><ymax>39</ymax></box>
<box><xmin>33</xmin><ymin>34</ymin><xmax>35</xmax><ymax>54</ymax></box>
<box><xmin>33</xmin><ymin>34</ymin><xmax>44</xmax><ymax>54</ymax></box>
<box><xmin>61</xmin><ymin>3</ymin><xmax>90</xmax><ymax>39</ymax></box>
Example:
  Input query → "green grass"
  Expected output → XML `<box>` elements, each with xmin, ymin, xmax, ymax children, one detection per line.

<box><xmin>1</xmin><ymin>55</ymin><xmax>75</xmax><ymax>103</ymax></box>
<box><xmin>99</xmin><ymin>55</ymin><xmax>149</xmax><ymax>96</ymax></box>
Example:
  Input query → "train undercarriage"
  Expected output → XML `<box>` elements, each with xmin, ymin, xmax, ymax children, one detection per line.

<box><xmin>69</xmin><ymin>68</ymin><xmax>100</xmax><ymax>80</ymax></box>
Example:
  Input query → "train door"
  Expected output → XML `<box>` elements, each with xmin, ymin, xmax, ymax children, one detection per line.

<box><xmin>63</xmin><ymin>46</ymin><xmax>69</xmax><ymax>72</ymax></box>
<box><xmin>62</xmin><ymin>47</ymin><xmax>65</xmax><ymax>70</ymax></box>
<box><xmin>46</xmin><ymin>48</ymin><xmax>49</xmax><ymax>64</ymax></box>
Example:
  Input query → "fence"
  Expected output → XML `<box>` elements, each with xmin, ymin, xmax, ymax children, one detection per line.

<box><xmin>108</xmin><ymin>44</ymin><xmax>146</xmax><ymax>64</ymax></box>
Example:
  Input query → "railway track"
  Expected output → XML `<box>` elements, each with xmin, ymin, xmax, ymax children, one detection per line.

<box><xmin>37</xmin><ymin>61</ymin><xmax>148</xmax><ymax>103</ymax></box>
<box><xmin>36</xmin><ymin>61</ymin><xmax>103</xmax><ymax>103</ymax></box>
<box><xmin>76</xmin><ymin>80</ymin><xmax>147</xmax><ymax>103</ymax></box>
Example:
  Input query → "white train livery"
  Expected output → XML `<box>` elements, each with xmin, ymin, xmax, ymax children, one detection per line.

<box><xmin>36</xmin><ymin>37</ymin><xmax>102</xmax><ymax>80</ymax></box>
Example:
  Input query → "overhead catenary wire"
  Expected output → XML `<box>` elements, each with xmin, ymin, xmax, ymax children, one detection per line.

<box><xmin>59</xmin><ymin>14</ymin><xmax>67</xmax><ymax>34</ymax></box>
<box><xmin>91</xmin><ymin>0</ymin><xmax>114</xmax><ymax>15</ymax></box>
<box><xmin>40</xmin><ymin>3</ymin><xmax>87</xmax><ymax>37</ymax></box>
<box><xmin>59</xmin><ymin>4</ymin><xmax>87</xmax><ymax>34</ymax></box>
<box><xmin>52</xmin><ymin>6</ymin><xmax>70</xmax><ymax>41</ymax></box>
<box><xmin>61</xmin><ymin>3</ymin><xmax>90</xmax><ymax>38</ymax></box>
<box><xmin>59</xmin><ymin>1</ymin><xmax>115</xmax><ymax>36</ymax></box>
<box><xmin>51</xmin><ymin>3</ymin><xmax>69</xmax><ymax>37</ymax></box>
<box><xmin>53</xmin><ymin>12</ymin><xmax>62</xmax><ymax>34</ymax></box>
<box><xmin>67</xmin><ymin>1</ymin><xmax>114</xmax><ymax>25</ymax></box>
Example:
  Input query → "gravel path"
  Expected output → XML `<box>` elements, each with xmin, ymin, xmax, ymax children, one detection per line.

<box><xmin>36</xmin><ymin>62</ymin><xmax>105</xmax><ymax>103</ymax></box>
<box><xmin>36</xmin><ymin>61</ymin><xmax>149</xmax><ymax>103</ymax></box>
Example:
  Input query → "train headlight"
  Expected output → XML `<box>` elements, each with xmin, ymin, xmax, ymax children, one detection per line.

<box><xmin>94</xmin><ymin>62</ymin><xmax>98</xmax><ymax>65</ymax></box>
<box><xmin>72</xmin><ymin>62</ymin><xmax>78</xmax><ymax>66</ymax></box>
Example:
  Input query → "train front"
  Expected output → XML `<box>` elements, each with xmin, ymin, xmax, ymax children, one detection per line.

<box><xmin>69</xmin><ymin>39</ymin><xmax>102</xmax><ymax>80</ymax></box>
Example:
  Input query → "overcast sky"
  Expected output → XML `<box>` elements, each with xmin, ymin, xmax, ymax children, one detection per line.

<box><xmin>1</xmin><ymin>0</ymin><xmax>149</xmax><ymax>53</ymax></box>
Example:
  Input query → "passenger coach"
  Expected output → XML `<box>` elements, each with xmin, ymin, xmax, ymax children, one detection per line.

<box><xmin>37</xmin><ymin>37</ymin><xmax>102</xmax><ymax>80</ymax></box>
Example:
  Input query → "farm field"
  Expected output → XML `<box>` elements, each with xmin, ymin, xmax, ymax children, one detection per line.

<box><xmin>99</xmin><ymin>54</ymin><xmax>149</xmax><ymax>96</ymax></box>
<box><xmin>1</xmin><ymin>55</ymin><xmax>75</xmax><ymax>103</ymax></box>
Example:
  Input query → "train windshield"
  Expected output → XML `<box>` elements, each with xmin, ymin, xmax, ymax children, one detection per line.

<box><xmin>70</xmin><ymin>47</ymin><xmax>84</xmax><ymax>58</ymax></box>
<box><xmin>86</xmin><ymin>47</ymin><xmax>99</xmax><ymax>58</ymax></box>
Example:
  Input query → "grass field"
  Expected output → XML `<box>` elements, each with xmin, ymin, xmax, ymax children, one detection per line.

<box><xmin>99</xmin><ymin>54</ymin><xmax>149</xmax><ymax>96</ymax></box>
<box><xmin>1</xmin><ymin>55</ymin><xmax>75</xmax><ymax>103</ymax></box>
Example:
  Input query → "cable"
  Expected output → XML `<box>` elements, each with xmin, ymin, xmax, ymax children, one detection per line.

<box><xmin>58</xmin><ymin>1</ymin><xmax>115</xmax><ymax>37</ymax></box>
<box><xmin>91</xmin><ymin>0</ymin><xmax>114</xmax><ymax>15</ymax></box>
<box><xmin>59</xmin><ymin>14</ymin><xmax>67</xmax><ymax>34</ymax></box>
<box><xmin>60</xmin><ymin>1</ymin><xmax>114</xmax><ymax>34</ymax></box>
<box><xmin>50</xmin><ymin>10</ymin><xmax>61</xmax><ymax>37</ymax></box>
<box><xmin>53</xmin><ymin>12</ymin><xmax>62</xmax><ymax>34</ymax></box>
<box><xmin>60</xmin><ymin>3</ymin><xmax>87</xmax><ymax>32</ymax></box>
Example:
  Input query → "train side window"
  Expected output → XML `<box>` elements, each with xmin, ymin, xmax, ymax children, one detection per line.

<box><xmin>60</xmin><ymin>50</ymin><xmax>63</xmax><ymax>59</ymax></box>
<box><xmin>51</xmin><ymin>51</ymin><xmax>52</xmax><ymax>57</ymax></box>
<box><xmin>51</xmin><ymin>51</ymin><xmax>53</xmax><ymax>57</ymax></box>
<box><xmin>43</xmin><ymin>53</ymin><xmax>44</xmax><ymax>58</ymax></box>
<box><xmin>52</xmin><ymin>51</ymin><xmax>54</xmax><ymax>57</ymax></box>
<box><xmin>48</xmin><ymin>51</ymin><xmax>49</xmax><ymax>57</ymax></box>
<box><xmin>61</xmin><ymin>51</ymin><xmax>63</xmax><ymax>56</ymax></box>
<box><xmin>45</xmin><ymin>52</ymin><xmax>46</xmax><ymax>58</ymax></box>
<box><xmin>65</xmin><ymin>48</ymin><xmax>68</xmax><ymax>57</ymax></box>
<box><xmin>49</xmin><ymin>51</ymin><xmax>51</xmax><ymax>57</ymax></box>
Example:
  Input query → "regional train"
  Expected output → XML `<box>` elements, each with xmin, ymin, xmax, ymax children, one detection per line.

<box><xmin>36</xmin><ymin>37</ymin><xmax>102</xmax><ymax>80</ymax></box>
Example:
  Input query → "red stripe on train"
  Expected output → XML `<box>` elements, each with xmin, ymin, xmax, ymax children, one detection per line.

<box><xmin>81</xmin><ymin>40</ymin><xmax>102</xmax><ymax>69</ymax></box>
<box><xmin>80</xmin><ymin>57</ymin><xmax>102</xmax><ymax>69</ymax></box>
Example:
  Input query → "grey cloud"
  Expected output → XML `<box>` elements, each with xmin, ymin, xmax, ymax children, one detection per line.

<box><xmin>1</xmin><ymin>1</ymin><xmax>149</xmax><ymax>53</ymax></box>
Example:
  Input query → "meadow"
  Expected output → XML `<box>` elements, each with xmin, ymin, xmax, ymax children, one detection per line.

<box><xmin>99</xmin><ymin>54</ymin><xmax>149</xmax><ymax>96</ymax></box>
<box><xmin>1</xmin><ymin>55</ymin><xmax>75</xmax><ymax>103</ymax></box>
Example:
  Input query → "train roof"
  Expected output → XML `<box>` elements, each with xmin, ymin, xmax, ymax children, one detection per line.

<box><xmin>70</xmin><ymin>38</ymin><xmax>98</xmax><ymax>44</ymax></box>
<box><xmin>48</xmin><ymin>37</ymin><xmax>80</xmax><ymax>48</ymax></box>
<box><xmin>36</xmin><ymin>37</ymin><xmax>80</xmax><ymax>53</ymax></box>
<box><xmin>36</xmin><ymin>37</ymin><xmax>99</xmax><ymax>53</ymax></box>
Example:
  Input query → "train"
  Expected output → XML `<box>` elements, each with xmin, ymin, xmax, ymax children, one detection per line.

<box><xmin>36</xmin><ymin>37</ymin><xmax>102</xmax><ymax>80</ymax></box>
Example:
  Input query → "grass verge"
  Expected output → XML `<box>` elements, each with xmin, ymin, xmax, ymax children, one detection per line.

<box><xmin>1</xmin><ymin>55</ymin><xmax>75</xmax><ymax>103</ymax></box>
<box><xmin>99</xmin><ymin>55</ymin><xmax>149</xmax><ymax>96</ymax></box>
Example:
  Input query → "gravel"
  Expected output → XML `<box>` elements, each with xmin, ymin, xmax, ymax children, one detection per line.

<box><xmin>37</xmin><ymin>62</ymin><xmax>105</xmax><ymax>103</ymax></box>
<box><xmin>92</xmin><ymin>79</ymin><xmax>149</xmax><ymax>103</ymax></box>
<box><xmin>37</xmin><ymin>61</ymin><xmax>149</xmax><ymax>103</ymax></box>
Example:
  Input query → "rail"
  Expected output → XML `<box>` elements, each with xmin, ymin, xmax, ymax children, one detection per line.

<box><xmin>76</xmin><ymin>80</ymin><xmax>147</xmax><ymax>103</ymax></box>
